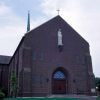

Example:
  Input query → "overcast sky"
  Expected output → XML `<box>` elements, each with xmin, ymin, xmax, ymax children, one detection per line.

<box><xmin>0</xmin><ymin>0</ymin><xmax>100</xmax><ymax>77</ymax></box>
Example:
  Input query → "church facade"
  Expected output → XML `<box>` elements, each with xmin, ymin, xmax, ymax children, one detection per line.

<box><xmin>8</xmin><ymin>15</ymin><xmax>95</xmax><ymax>97</ymax></box>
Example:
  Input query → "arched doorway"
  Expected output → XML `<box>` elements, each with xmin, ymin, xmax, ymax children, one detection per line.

<box><xmin>52</xmin><ymin>69</ymin><xmax>67</xmax><ymax>94</ymax></box>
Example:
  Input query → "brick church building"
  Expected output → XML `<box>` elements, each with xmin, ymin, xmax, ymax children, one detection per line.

<box><xmin>0</xmin><ymin>15</ymin><xmax>95</xmax><ymax>97</ymax></box>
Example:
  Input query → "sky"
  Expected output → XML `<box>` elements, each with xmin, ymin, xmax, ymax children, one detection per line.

<box><xmin>0</xmin><ymin>0</ymin><xmax>100</xmax><ymax>77</ymax></box>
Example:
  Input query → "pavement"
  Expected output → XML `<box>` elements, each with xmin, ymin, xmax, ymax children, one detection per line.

<box><xmin>48</xmin><ymin>95</ymin><xmax>97</xmax><ymax>100</ymax></box>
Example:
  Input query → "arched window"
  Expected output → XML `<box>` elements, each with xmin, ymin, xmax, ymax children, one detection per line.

<box><xmin>53</xmin><ymin>71</ymin><xmax>66</xmax><ymax>79</ymax></box>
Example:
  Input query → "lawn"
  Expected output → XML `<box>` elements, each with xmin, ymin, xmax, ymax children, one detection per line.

<box><xmin>4</xmin><ymin>98</ymin><xmax>80</xmax><ymax>100</ymax></box>
<box><xmin>97</xmin><ymin>96</ymin><xmax>100</xmax><ymax>100</ymax></box>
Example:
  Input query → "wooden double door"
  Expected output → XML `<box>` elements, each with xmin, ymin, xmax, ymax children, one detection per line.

<box><xmin>52</xmin><ymin>79</ymin><xmax>66</xmax><ymax>94</ymax></box>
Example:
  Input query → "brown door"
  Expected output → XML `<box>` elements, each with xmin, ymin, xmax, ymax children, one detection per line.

<box><xmin>52</xmin><ymin>80</ymin><xmax>66</xmax><ymax>94</ymax></box>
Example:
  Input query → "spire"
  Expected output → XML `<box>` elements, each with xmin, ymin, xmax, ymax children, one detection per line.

<box><xmin>27</xmin><ymin>11</ymin><xmax>30</xmax><ymax>32</ymax></box>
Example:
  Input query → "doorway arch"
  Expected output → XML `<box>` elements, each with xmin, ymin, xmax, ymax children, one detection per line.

<box><xmin>52</xmin><ymin>67</ymin><xmax>67</xmax><ymax>94</ymax></box>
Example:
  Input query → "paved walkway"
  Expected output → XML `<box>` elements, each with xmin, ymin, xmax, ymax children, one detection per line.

<box><xmin>48</xmin><ymin>95</ymin><xmax>97</xmax><ymax>100</ymax></box>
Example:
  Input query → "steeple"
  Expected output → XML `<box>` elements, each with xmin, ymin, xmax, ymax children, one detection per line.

<box><xmin>27</xmin><ymin>11</ymin><xmax>30</xmax><ymax>32</ymax></box>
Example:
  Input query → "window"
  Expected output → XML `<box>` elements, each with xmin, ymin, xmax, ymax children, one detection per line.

<box><xmin>32</xmin><ymin>52</ymin><xmax>36</xmax><ymax>60</ymax></box>
<box><xmin>40</xmin><ymin>53</ymin><xmax>44</xmax><ymax>61</ymax></box>
<box><xmin>53</xmin><ymin>71</ymin><xmax>66</xmax><ymax>79</ymax></box>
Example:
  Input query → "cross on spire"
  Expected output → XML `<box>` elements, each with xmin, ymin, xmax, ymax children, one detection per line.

<box><xmin>57</xmin><ymin>9</ymin><xmax>60</xmax><ymax>15</ymax></box>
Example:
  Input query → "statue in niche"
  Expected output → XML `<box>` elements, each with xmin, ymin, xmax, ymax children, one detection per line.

<box><xmin>58</xmin><ymin>29</ymin><xmax>63</xmax><ymax>46</ymax></box>
<box><xmin>57</xmin><ymin>29</ymin><xmax>63</xmax><ymax>52</ymax></box>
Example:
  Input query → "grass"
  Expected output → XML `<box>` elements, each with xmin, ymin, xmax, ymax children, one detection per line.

<box><xmin>4</xmin><ymin>98</ymin><xmax>80</xmax><ymax>100</ymax></box>
<box><xmin>97</xmin><ymin>96</ymin><xmax>100</xmax><ymax>100</ymax></box>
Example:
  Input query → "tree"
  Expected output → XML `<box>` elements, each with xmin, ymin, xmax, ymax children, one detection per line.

<box><xmin>95</xmin><ymin>77</ymin><xmax>100</xmax><ymax>95</ymax></box>
<box><xmin>10</xmin><ymin>71</ymin><xmax>17</xmax><ymax>97</ymax></box>
<box><xmin>0</xmin><ymin>88</ymin><xmax>5</xmax><ymax>99</ymax></box>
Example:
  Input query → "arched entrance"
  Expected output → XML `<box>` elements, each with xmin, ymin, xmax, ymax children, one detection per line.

<box><xmin>52</xmin><ymin>68</ymin><xmax>67</xmax><ymax>94</ymax></box>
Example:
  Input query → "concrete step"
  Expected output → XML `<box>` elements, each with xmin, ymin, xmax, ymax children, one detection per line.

<box><xmin>48</xmin><ymin>95</ymin><xmax>97</xmax><ymax>100</ymax></box>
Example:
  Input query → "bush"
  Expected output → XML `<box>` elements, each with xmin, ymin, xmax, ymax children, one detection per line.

<box><xmin>0</xmin><ymin>89</ymin><xmax>5</xmax><ymax>98</ymax></box>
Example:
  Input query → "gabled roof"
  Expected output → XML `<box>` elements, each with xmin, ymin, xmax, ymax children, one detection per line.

<box><xmin>27</xmin><ymin>15</ymin><xmax>89</xmax><ymax>45</ymax></box>
<box><xmin>9</xmin><ymin>15</ymin><xmax>89</xmax><ymax>64</ymax></box>
<box><xmin>0</xmin><ymin>55</ymin><xmax>11</xmax><ymax>64</ymax></box>
<box><xmin>8</xmin><ymin>36</ymin><xmax>25</xmax><ymax>65</ymax></box>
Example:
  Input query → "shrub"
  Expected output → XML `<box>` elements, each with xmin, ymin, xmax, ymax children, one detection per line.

<box><xmin>0</xmin><ymin>89</ymin><xmax>5</xmax><ymax>98</ymax></box>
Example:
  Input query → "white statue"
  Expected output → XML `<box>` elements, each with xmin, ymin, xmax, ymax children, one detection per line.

<box><xmin>58</xmin><ymin>29</ymin><xmax>63</xmax><ymax>46</ymax></box>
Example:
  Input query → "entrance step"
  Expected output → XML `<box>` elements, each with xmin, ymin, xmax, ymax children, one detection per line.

<box><xmin>48</xmin><ymin>95</ymin><xmax>97</xmax><ymax>100</ymax></box>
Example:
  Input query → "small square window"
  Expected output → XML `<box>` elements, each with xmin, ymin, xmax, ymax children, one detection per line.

<box><xmin>32</xmin><ymin>52</ymin><xmax>36</xmax><ymax>60</ymax></box>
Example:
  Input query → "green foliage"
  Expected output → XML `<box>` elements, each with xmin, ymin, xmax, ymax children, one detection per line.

<box><xmin>97</xmin><ymin>96</ymin><xmax>100</xmax><ymax>100</ymax></box>
<box><xmin>0</xmin><ymin>89</ymin><xmax>5</xmax><ymax>97</ymax></box>
<box><xmin>10</xmin><ymin>71</ymin><xmax>17</xmax><ymax>97</ymax></box>
<box><xmin>3</xmin><ymin>98</ymin><xmax>80</xmax><ymax>100</ymax></box>
<box><xmin>95</xmin><ymin>77</ymin><xmax>100</xmax><ymax>92</ymax></box>
<box><xmin>95</xmin><ymin>77</ymin><xmax>100</xmax><ymax>86</ymax></box>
